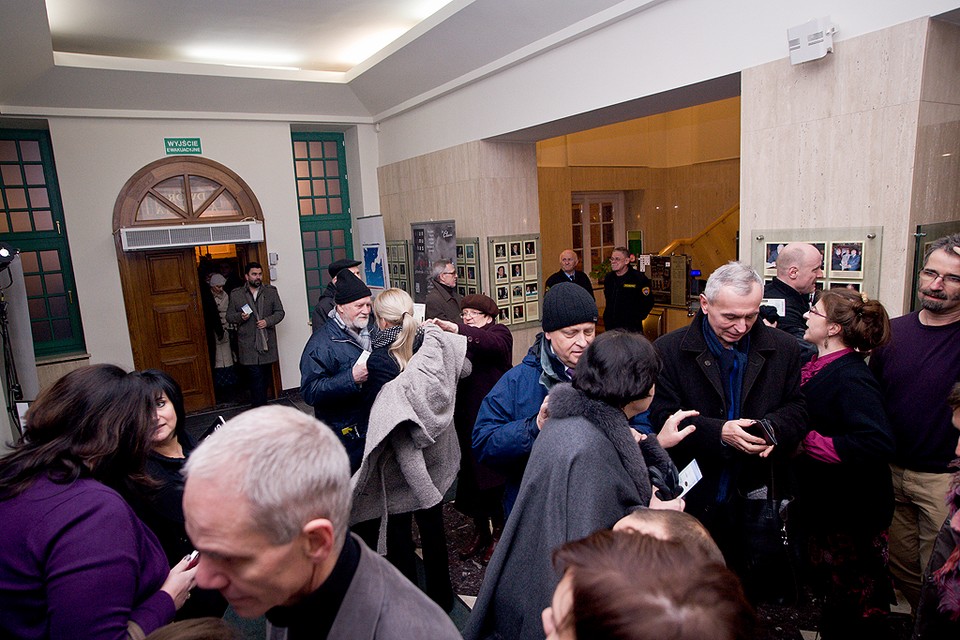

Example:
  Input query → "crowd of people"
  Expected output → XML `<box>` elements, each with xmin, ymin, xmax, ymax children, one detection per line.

<box><xmin>1</xmin><ymin>234</ymin><xmax>959</xmax><ymax>640</ymax></box>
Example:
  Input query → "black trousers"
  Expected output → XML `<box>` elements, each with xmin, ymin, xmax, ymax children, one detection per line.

<box><xmin>243</xmin><ymin>363</ymin><xmax>271</xmax><ymax>407</ymax></box>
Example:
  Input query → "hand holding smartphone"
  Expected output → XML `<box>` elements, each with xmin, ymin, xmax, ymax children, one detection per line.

<box><xmin>747</xmin><ymin>418</ymin><xmax>778</xmax><ymax>446</ymax></box>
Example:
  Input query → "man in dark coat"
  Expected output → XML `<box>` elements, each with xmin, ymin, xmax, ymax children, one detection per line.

<box><xmin>544</xmin><ymin>249</ymin><xmax>594</xmax><ymax>298</ymax></box>
<box><xmin>649</xmin><ymin>261</ymin><xmax>806</xmax><ymax>587</ymax></box>
<box><xmin>424</xmin><ymin>259</ymin><xmax>461</xmax><ymax>322</ymax></box>
<box><xmin>472</xmin><ymin>282</ymin><xmax>598</xmax><ymax>517</ymax></box>
<box><xmin>225</xmin><ymin>262</ymin><xmax>285</xmax><ymax>407</ymax></box>
<box><xmin>602</xmin><ymin>246</ymin><xmax>654</xmax><ymax>332</ymax></box>
<box><xmin>300</xmin><ymin>270</ymin><xmax>377</xmax><ymax>472</ymax></box>
<box><xmin>762</xmin><ymin>242</ymin><xmax>822</xmax><ymax>362</ymax></box>
<box><xmin>311</xmin><ymin>258</ymin><xmax>361</xmax><ymax>331</ymax></box>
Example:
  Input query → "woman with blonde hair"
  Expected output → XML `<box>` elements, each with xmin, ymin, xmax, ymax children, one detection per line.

<box><xmin>354</xmin><ymin>287</ymin><xmax>456</xmax><ymax>610</ymax></box>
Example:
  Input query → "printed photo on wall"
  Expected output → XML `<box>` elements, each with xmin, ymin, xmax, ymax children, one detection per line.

<box><xmin>511</xmin><ymin>284</ymin><xmax>523</xmax><ymax>301</ymax></box>
<box><xmin>496</xmin><ymin>265</ymin><xmax>508</xmax><ymax>282</ymax></box>
<box><xmin>510</xmin><ymin>241</ymin><xmax>522</xmax><ymax>258</ymax></box>
<box><xmin>525</xmin><ymin>283</ymin><xmax>538</xmax><ymax>297</ymax></box>
<box><xmin>465</xmin><ymin>244</ymin><xmax>476</xmax><ymax>262</ymax></box>
<box><xmin>513</xmin><ymin>305</ymin><xmax>524</xmax><ymax>321</ymax></box>
<box><xmin>829</xmin><ymin>281</ymin><xmax>861</xmax><ymax>292</ymax></box>
<box><xmin>496</xmin><ymin>286</ymin><xmax>509</xmax><ymax>302</ymax></box>
<box><xmin>468</xmin><ymin>286</ymin><xmax>478</xmax><ymax>295</ymax></box>
<box><xmin>524</xmin><ymin>240</ymin><xmax>537</xmax><ymax>257</ymax></box>
<box><xmin>764</xmin><ymin>242</ymin><xmax>785</xmax><ymax>270</ymax></box>
<box><xmin>828</xmin><ymin>241</ymin><xmax>864</xmax><ymax>279</ymax></box>
<box><xmin>498</xmin><ymin>308</ymin><xmax>511</xmax><ymax>324</ymax></box>
<box><xmin>511</xmin><ymin>263</ymin><xmax>523</xmax><ymax>281</ymax></box>
<box><xmin>494</xmin><ymin>243</ymin><xmax>508</xmax><ymax>262</ymax></box>
<box><xmin>456</xmin><ymin>245</ymin><xmax>464</xmax><ymax>260</ymax></box>
<box><xmin>466</xmin><ymin>266</ymin><xmax>476</xmax><ymax>281</ymax></box>
<box><xmin>457</xmin><ymin>265</ymin><xmax>465</xmax><ymax>279</ymax></box>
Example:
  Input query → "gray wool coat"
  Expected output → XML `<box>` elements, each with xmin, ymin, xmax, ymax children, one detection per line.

<box><xmin>463</xmin><ymin>383</ymin><xmax>677</xmax><ymax>640</ymax></box>
<box><xmin>350</xmin><ymin>325</ymin><xmax>469</xmax><ymax>541</ymax></box>
<box><xmin>225</xmin><ymin>284</ymin><xmax>285</xmax><ymax>365</ymax></box>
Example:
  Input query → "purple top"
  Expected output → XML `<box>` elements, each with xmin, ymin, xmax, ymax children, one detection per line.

<box><xmin>870</xmin><ymin>312</ymin><xmax>960</xmax><ymax>473</ymax></box>
<box><xmin>0</xmin><ymin>475</ymin><xmax>175</xmax><ymax>639</ymax></box>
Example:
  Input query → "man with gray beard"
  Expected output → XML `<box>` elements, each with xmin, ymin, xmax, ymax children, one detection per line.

<box><xmin>870</xmin><ymin>233</ymin><xmax>960</xmax><ymax>610</ymax></box>
<box><xmin>300</xmin><ymin>269</ymin><xmax>378</xmax><ymax>473</ymax></box>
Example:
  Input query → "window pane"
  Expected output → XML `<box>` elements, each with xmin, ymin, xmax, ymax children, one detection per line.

<box><xmin>6</xmin><ymin>188</ymin><xmax>26</xmax><ymax>208</ymax></box>
<box><xmin>571</xmin><ymin>204</ymin><xmax>581</xmax><ymax>226</ymax></box>
<box><xmin>29</xmin><ymin>188</ymin><xmax>49</xmax><ymax>208</ymax></box>
<box><xmin>302</xmin><ymin>231</ymin><xmax>317</xmax><ymax>249</ymax></box>
<box><xmin>319</xmin><ymin>249</ymin><xmax>332</xmax><ymax>265</ymax></box>
<box><xmin>306</xmin><ymin>270</ymin><xmax>320</xmax><ymax>288</ymax></box>
<box><xmin>323</xmin><ymin>141</ymin><xmax>338</xmax><ymax>156</ymax></box>
<box><xmin>53</xmin><ymin>318</ymin><xmax>73</xmax><ymax>340</ymax></box>
<box><xmin>590</xmin><ymin>224</ymin><xmax>600</xmax><ymax>246</ymax></box>
<box><xmin>332</xmin><ymin>230</ymin><xmax>345</xmax><ymax>246</ymax></box>
<box><xmin>28</xmin><ymin>298</ymin><xmax>46</xmax><ymax>317</ymax></box>
<box><xmin>314</xmin><ymin>199</ymin><xmax>328</xmax><ymax>215</ymax></box>
<box><xmin>24</xmin><ymin>165</ymin><xmax>44</xmax><ymax>185</ymax></box>
<box><xmin>45</xmin><ymin>273</ymin><xmax>64</xmax><ymax>294</ymax></box>
<box><xmin>308</xmin><ymin>141</ymin><xmax>323</xmax><ymax>158</ymax></box>
<box><xmin>40</xmin><ymin>250</ymin><xmax>60</xmax><ymax>271</ymax></box>
<box><xmin>572</xmin><ymin>227</ymin><xmax>582</xmax><ymax>250</ymax></box>
<box><xmin>293</xmin><ymin>141</ymin><xmax>307</xmax><ymax>157</ymax></box>
<box><xmin>304</xmin><ymin>252</ymin><xmax>318</xmax><ymax>269</ymax></box>
<box><xmin>602</xmin><ymin>203</ymin><xmax>614</xmax><ymax>223</ymax></box>
<box><xmin>333</xmin><ymin>248</ymin><xmax>347</xmax><ymax>261</ymax></box>
<box><xmin>154</xmin><ymin>176</ymin><xmax>186</xmax><ymax>211</ymax></box>
<box><xmin>49</xmin><ymin>295</ymin><xmax>68</xmax><ymax>317</ymax></box>
<box><xmin>297</xmin><ymin>180</ymin><xmax>312</xmax><ymax>198</ymax></box>
<box><xmin>325</xmin><ymin>160</ymin><xmax>339</xmax><ymax>177</ymax></box>
<box><xmin>20</xmin><ymin>250</ymin><xmax>39</xmax><ymax>272</ymax></box>
<box><xmin>589</xmin><ymin>203</ymin><xmax>600</xmax><ymax>224</ymax></box>
<box><xmin>317</xmin><ymin>232</ymin><xmax>331</xmax><ymax>248</ymax></box>
<box><xmin>24</xmin><ymin>274</ymin><xmax>42</xmax><ymax>296</ymax></box>
<box><xmin>311</xmin><ymin>161</ymin><xmax>324</xmax><ymax>176</ymax></box>
<box><xmin>602</xmin><ymin>223</ymin><xmax>614</xmax><ymax>244</ymax></box>
<box><xmin>11</xmin><ymin>211</ymin><xmax>31</xmax><ymax>232</ymax></box>
<box><xmin>32</xmin><ymin>321</ymin><xmax>52</xmax><ymax>343</ymax></box>
<box><xmin>137</xmin><ymin>193</ymin><xmax>181</xmax><ymax>221</ymax></box>
<box><xmin>328</xmin><ymin>198</ymin><xmax>342</xmax><ymax>214</ymax></box>
<box><xmin>200</xmin><ymin>192</ymin><xmax>240</xmax><ymax>218</ymax></box>
<box><xmin>295</xmin><ymin>160</ymin><xmax>309</xmax><ymax>178</ymax></box>
<box><xmin>327</xmin><ymin>180</ymin><xmax>340</xmax><ymax>196</ymax></box>
<box><xmin>1</xmin><ymin>165</ymin><xmax>22</xmax><ymax>185</ymax></box>
<box><xmin>0</xmin><ymin>140</ymin><xmax>17</xmax><ymax>161</ymax></box>
<box><xmin>299</xmin><ymin>199</ymin><xmax>314</xmax><ymax>216</ymax></box>
<box><xmin>312</xmin><ymin>179</ymin><xmax>326</xmax><ymax>196</ymax></box>
<box><xmin>188</xmin><ymin>176</ymin><xmax>221</xmax><ymax>211</ymax></box>
<box><xmin>33</xmin><ymin>210</ymin><xmax>53</xmax><ymax>231</ymax></box>
<box><xmin>19</xmin><ymin>141</ymin><xmax>40</xmax><ymax>161</ymax></box>
<box><xmin>0</xmin><ymin>215</ymin><xmax>7</xmax><ymax>233</ymax></box>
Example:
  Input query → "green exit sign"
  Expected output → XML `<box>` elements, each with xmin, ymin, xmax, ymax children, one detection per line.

<box><xmin>164</xmin><ymin>137</ymin><xmax>202</xmax><ymax>155</ymax></box>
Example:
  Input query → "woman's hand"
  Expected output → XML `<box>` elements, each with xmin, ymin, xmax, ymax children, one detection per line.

<box><xmin>656</xmin><ymin>409</ymin><xmax>698</xmax><ymax>449</ymax></box>
<box><xmin>432</xmin><ymin>318</ymin><xmax>459</xmax><ymax>333</ymax></box>
<box><xmin>161</xmin><ymin>554</ymin><xmax>200</xmax><ymax>610</ymax></box>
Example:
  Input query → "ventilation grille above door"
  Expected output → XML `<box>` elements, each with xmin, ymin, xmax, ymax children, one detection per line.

<box><xmin>120</xmin><ymin>221</ymin><xmax>264</xmax><ymax>251</ymax></box>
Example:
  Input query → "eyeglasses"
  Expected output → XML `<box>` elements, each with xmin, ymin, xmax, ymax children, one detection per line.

<box><xmin>919</xmin><ymin>268</ymin><xmax>960</xmax><ymax>287</ymax></box>
<box><xmin>460</xmin><ymin>310</ymin><xmax>482</xmax><ymax>319</ymax></box>
<box><xmin>808</xmin><ymin>307</ymin><xmax>827</xmax><ymax>319</ymax></box>
<box><xmin>441</xmin><ymin>270</ymin><xmax>457</xmax><ymax>277</ymax></box>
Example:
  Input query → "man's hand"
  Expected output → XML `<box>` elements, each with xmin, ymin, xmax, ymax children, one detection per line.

<box><xmin>536</xmin><ymin>395</ymin><xmax>550</xmax><ymax>430</ymax></box>
<box><xmin>649</xmin><ymin>494</ymin><xmax>685</xmax><ymax>512</ymax></box>
<box><xmin>352</xmin><ymin>362</ymin><xmax>368</xmax><ymax>384</ymax></box>
<box><xmin>720</xmin><ymin>418</ymin><xmax>770</xmax><ymax>455</ymax></box>
<box><xmin>241</xmin><ymin>312</ymin><xmax>251</xmax><ymax>321</ymax></box>
<box><xmin>657</xmin><ymin>409</ymin><xmax>699</xmax><ymax>449</ymax></box>
<box><xmin>256</xmin><ymin>319</ymin><xmax>267</xmax><ymax>329</ymax></box>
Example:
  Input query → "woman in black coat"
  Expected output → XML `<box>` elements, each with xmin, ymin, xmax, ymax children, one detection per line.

<box><xmin>795</xmin><ymin>289</ymin><xmax>894</xmax><ymax>638</ymax></box>
<box><xmin>433</xmin><ymin>294</ymin><xmax>513</xmax><ymax>562</ymax></box>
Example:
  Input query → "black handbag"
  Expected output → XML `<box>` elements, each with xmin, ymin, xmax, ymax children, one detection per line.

<box><xmin>737</xmin><ymin>473</ymin><xmax>800</xmax><ymax>605</ymax></box>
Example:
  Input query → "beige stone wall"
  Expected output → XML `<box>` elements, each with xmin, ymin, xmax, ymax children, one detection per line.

<box><xmin>740</xmin><ymin>17</ymin><xmax>956</xmax><ymax>314</ymax></box>
<box><xmin>378</xmin><ymin>140</ymin><xmax>541</xmax><ymax>364</ymax></box>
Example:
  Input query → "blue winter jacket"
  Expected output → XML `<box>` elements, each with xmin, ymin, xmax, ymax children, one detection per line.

<box><xmin>472</xmin><ymin>332</ymin><xmax>571</xmax><ymax>515</ymax></box>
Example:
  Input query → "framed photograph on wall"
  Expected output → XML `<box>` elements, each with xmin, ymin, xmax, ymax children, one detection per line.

<box><xmin>498</xmin><ymin>307</ymin><xmax>511</xmax><ymax>325</ymax></box>
<box><xmin>828</xmin><ymin>241</ymin><xmax>864</xmax><ymax>279</ymax></box>
<box><xmin>457</xmin><ymin>265</ymin><xmax>465</xmax><ymax>279</ymax></box>
<box><xmin>496</xmin><ymin>286</ymin><xmax>509</xmax><ymax>303</ymax></box>
<box><xmin>510</xmin><ymin>262</ymin><xmax>524</xmax><ymax>282</ymax></box>
<box><xmin>495</xmin><ymin>265</ymin><xmax>508</xmax><ymax>282</ymax></box>
<box><xmin>829</xmin><ymin>281</ymin><xmax>861</xmax><ymax>291</ymax></box>
<box><xmin>468</xmin><ymin>286</ymin><xmax>478</xmax><ymax>295</ymax></box>
<box><xmin>456</xmin><ymin>245</ymin><xmax>464</xmax><ymax>260</ymax></box>
<box><xmin>494</xmin><ymin>243</ymin><xmax>508</xmax><ymax>263</ymax></box>
<box><xmin>524</xmin><ymin>240</ymin><xmax>537</xmax><ymax>257</ymax></box>
<box><xmin>466</xmin><ymin>265</ymin><xmax>476</xmax><ymax>282</ymax></box>
<box><xmin>510</xmin><ymin>242</ymin><xmax>522</xmax><ymax>258</ymax></box>
<box><xmin>525</xmin><ymin>282</ymin><xmax>539</xmax><ymax>298</ymax></box>
<box><xmin>465</xmin><ymin>244</ymin><xmax>476</xmax><ymax>262</ymax></box>
<box><xmin>511</xmin><ymin>284</ymin><xmax>524</xmax><ymax>302</ymax></box>
<box><xmin>764</xmin><ymin>242</ymin><xmax>784</xmax><ymax>274</ymax></box>
<box><xmin>512</xmin><ymin>305</ymin><xmax>525</xmax><ymax>321</ymax></box>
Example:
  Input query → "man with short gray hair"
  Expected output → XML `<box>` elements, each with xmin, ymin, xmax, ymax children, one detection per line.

<box><xmin>425</xmin><ymin>259</ymin><xmax>462</xmax><ymax>322</ymax></box>
<box><xmin>649</xmin><ymin>261</ymin><xmax>806</xmax><ymax>599</ymax></box>
<box><xmin>182</xmin><ymin>406</ymin><xmax>460</xmax><ymax>639</ymax></box>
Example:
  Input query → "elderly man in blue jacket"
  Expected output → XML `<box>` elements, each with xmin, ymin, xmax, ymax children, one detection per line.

<box><xmin>472</xmin><ymin>282</ymin><xmax>598</xmax><ymax>516</ymax></box>
<box><xmin>300</xmin><ymin>270</ymin><xmax>378</xmax><ymax>473</ymax></box>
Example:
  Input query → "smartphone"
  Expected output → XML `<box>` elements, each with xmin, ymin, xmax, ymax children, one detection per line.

<box><xmin>748</xmin><ymin>418</ymin><xmax>778</xmax><ymax>446</ymax></box>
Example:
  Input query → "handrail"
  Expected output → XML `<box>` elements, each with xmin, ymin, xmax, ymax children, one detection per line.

<box><xmin>658</xmin><ymin>203</ymin><xmax>740</xmax><ymax>255</ymax></box>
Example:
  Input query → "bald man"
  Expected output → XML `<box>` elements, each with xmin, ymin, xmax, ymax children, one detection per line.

<box><xmin>544</xmin><ymin>249</ymin><xmax>594</xmax><ymax>298</ymax></box>
<box><xmin>762</xmin><ymin>242</ymin><xmax>823</xmax><ymax>361</ymax></box>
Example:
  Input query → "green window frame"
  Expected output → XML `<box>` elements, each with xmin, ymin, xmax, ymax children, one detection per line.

<box><xmin>0</xmin><ymin>130</ymin><xmax>85</xmax><ymax>357</ymax></box>
<box><xmin>291</xmin><ymin>133</ymin><xmax>353</xmax><ymax>312</ymax></box>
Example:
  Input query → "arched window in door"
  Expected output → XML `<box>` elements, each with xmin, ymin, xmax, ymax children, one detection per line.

<box><xmin>114</xmin><ymin>156</ymin><xmax>262</xmax><ymax>230</ymax></box>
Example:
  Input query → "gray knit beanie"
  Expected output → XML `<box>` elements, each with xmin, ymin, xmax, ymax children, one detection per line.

<box><xmin>541</xmin><ymin>282</ymin><xmax>598</xmax><ymax>332</ymax></box>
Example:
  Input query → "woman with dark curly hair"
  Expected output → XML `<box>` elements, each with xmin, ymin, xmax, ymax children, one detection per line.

<box><xmin>0</xmin><ymin>365</ymin><xmax>197</xmax><ymax>639</ymax></box>
<box><xmin>795</xmin><ymin>288</ymin><xmax>895</xmax><ymax>637</ymax></box>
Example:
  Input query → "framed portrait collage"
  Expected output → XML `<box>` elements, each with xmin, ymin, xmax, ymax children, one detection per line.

<box><xmin>753</xmin><ymin>227</ymin><xmax>882</xmax><ymax>298</ymax></box>
<box><xmin>456</xmin><ymin>237</ymin><xmax>482</xmax><ymax>297</ymax></box>
<box><xmin>489</xmin><ymin>233</ymin><xmax>541</xmax><ymax>328</ymax></box>
<box><xmin>385</xmin><ymin>240</ymin><xmax>411</xmax><ymax>295</ymax></box>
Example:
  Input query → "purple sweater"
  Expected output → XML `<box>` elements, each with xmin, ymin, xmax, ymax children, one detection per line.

<box><xmin>0</xmin><ymin>475</ymin><xmax>175</xmax><ymax>639</ymax></box>
<box><xmin>870</xmin><ymin>312</ymin><xmax>960</xmax><ymax>473</ymax></box>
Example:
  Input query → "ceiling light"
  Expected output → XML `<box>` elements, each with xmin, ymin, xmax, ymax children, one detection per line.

<box><xmin>182</xmin><ymin>46</ymin><xmax>302</xmax><ymax>69</ymax></box>
<box><xmin>338</xmin><ymin>28</ymin><xmax>408</xmax><ymax>66</ymax></box>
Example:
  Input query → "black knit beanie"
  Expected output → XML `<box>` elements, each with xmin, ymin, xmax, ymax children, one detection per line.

<box><xmin>334</xmin><ymin>269</ymin><xmax>371</xmax><ymax>304</ymax></box>
<box><xmin>541</xmin><ymin>282</ymin><xmax>598</xmax><ymax>332</ymax></box>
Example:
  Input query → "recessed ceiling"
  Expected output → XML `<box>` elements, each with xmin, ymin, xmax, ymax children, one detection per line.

<box><xmin>45</xmin><ymin>0</ymin><xmax>465</xmax><ymax>81</ymax></box>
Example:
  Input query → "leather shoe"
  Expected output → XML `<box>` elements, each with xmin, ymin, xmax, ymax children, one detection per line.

<box><xmin>459</xmin><ymin>533</ymin><xmax>490</xmax><ymax>559</ymax></box>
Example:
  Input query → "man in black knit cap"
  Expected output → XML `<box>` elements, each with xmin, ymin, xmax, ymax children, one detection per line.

<box><xmin>472</xmin><ymin>282</ymin><xmax>599</xmax><ymax>516</ymax></box>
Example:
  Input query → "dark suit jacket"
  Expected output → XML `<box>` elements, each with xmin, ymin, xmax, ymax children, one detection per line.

<box><xmin>649</xmin><ymin>311</ymin><xmax>807</xmax><ymax>519</ymax></box>
<box><xmin>544</xmin><ymin>269</ymin><xmax>594</xmax><ymax>298</ymax></box>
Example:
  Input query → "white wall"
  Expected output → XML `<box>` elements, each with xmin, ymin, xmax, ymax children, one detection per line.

<box><xmin>376</xmin><ymin>0</ymin><xmax>960</xmax><ymax>164</ymax></box>
<box><xmin>47</xmin><ymin>117</ymin><xmax>312</xmax><ymax>390</ymax></box>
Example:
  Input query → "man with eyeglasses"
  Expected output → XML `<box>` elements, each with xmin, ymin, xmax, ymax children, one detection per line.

<box><xmin>870</xmin><ymin>233</ymin><xmax>960</xmax><ymax>611</ymax></box>
<box><xmin>602</xmin><ymin>246</ymin><xmax>654</xmax><ymax>332</ymax></box>
<box><xmin>425</xmin><ymin>259</ymin><xmax>462</xmax><ymax>322</ymax></box>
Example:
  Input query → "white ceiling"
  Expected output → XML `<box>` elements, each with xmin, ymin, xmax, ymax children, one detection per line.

<box><xmin>0</xmin><ymin>0</ymin><xmax>636</xmax><ymax>121</ymax></box>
